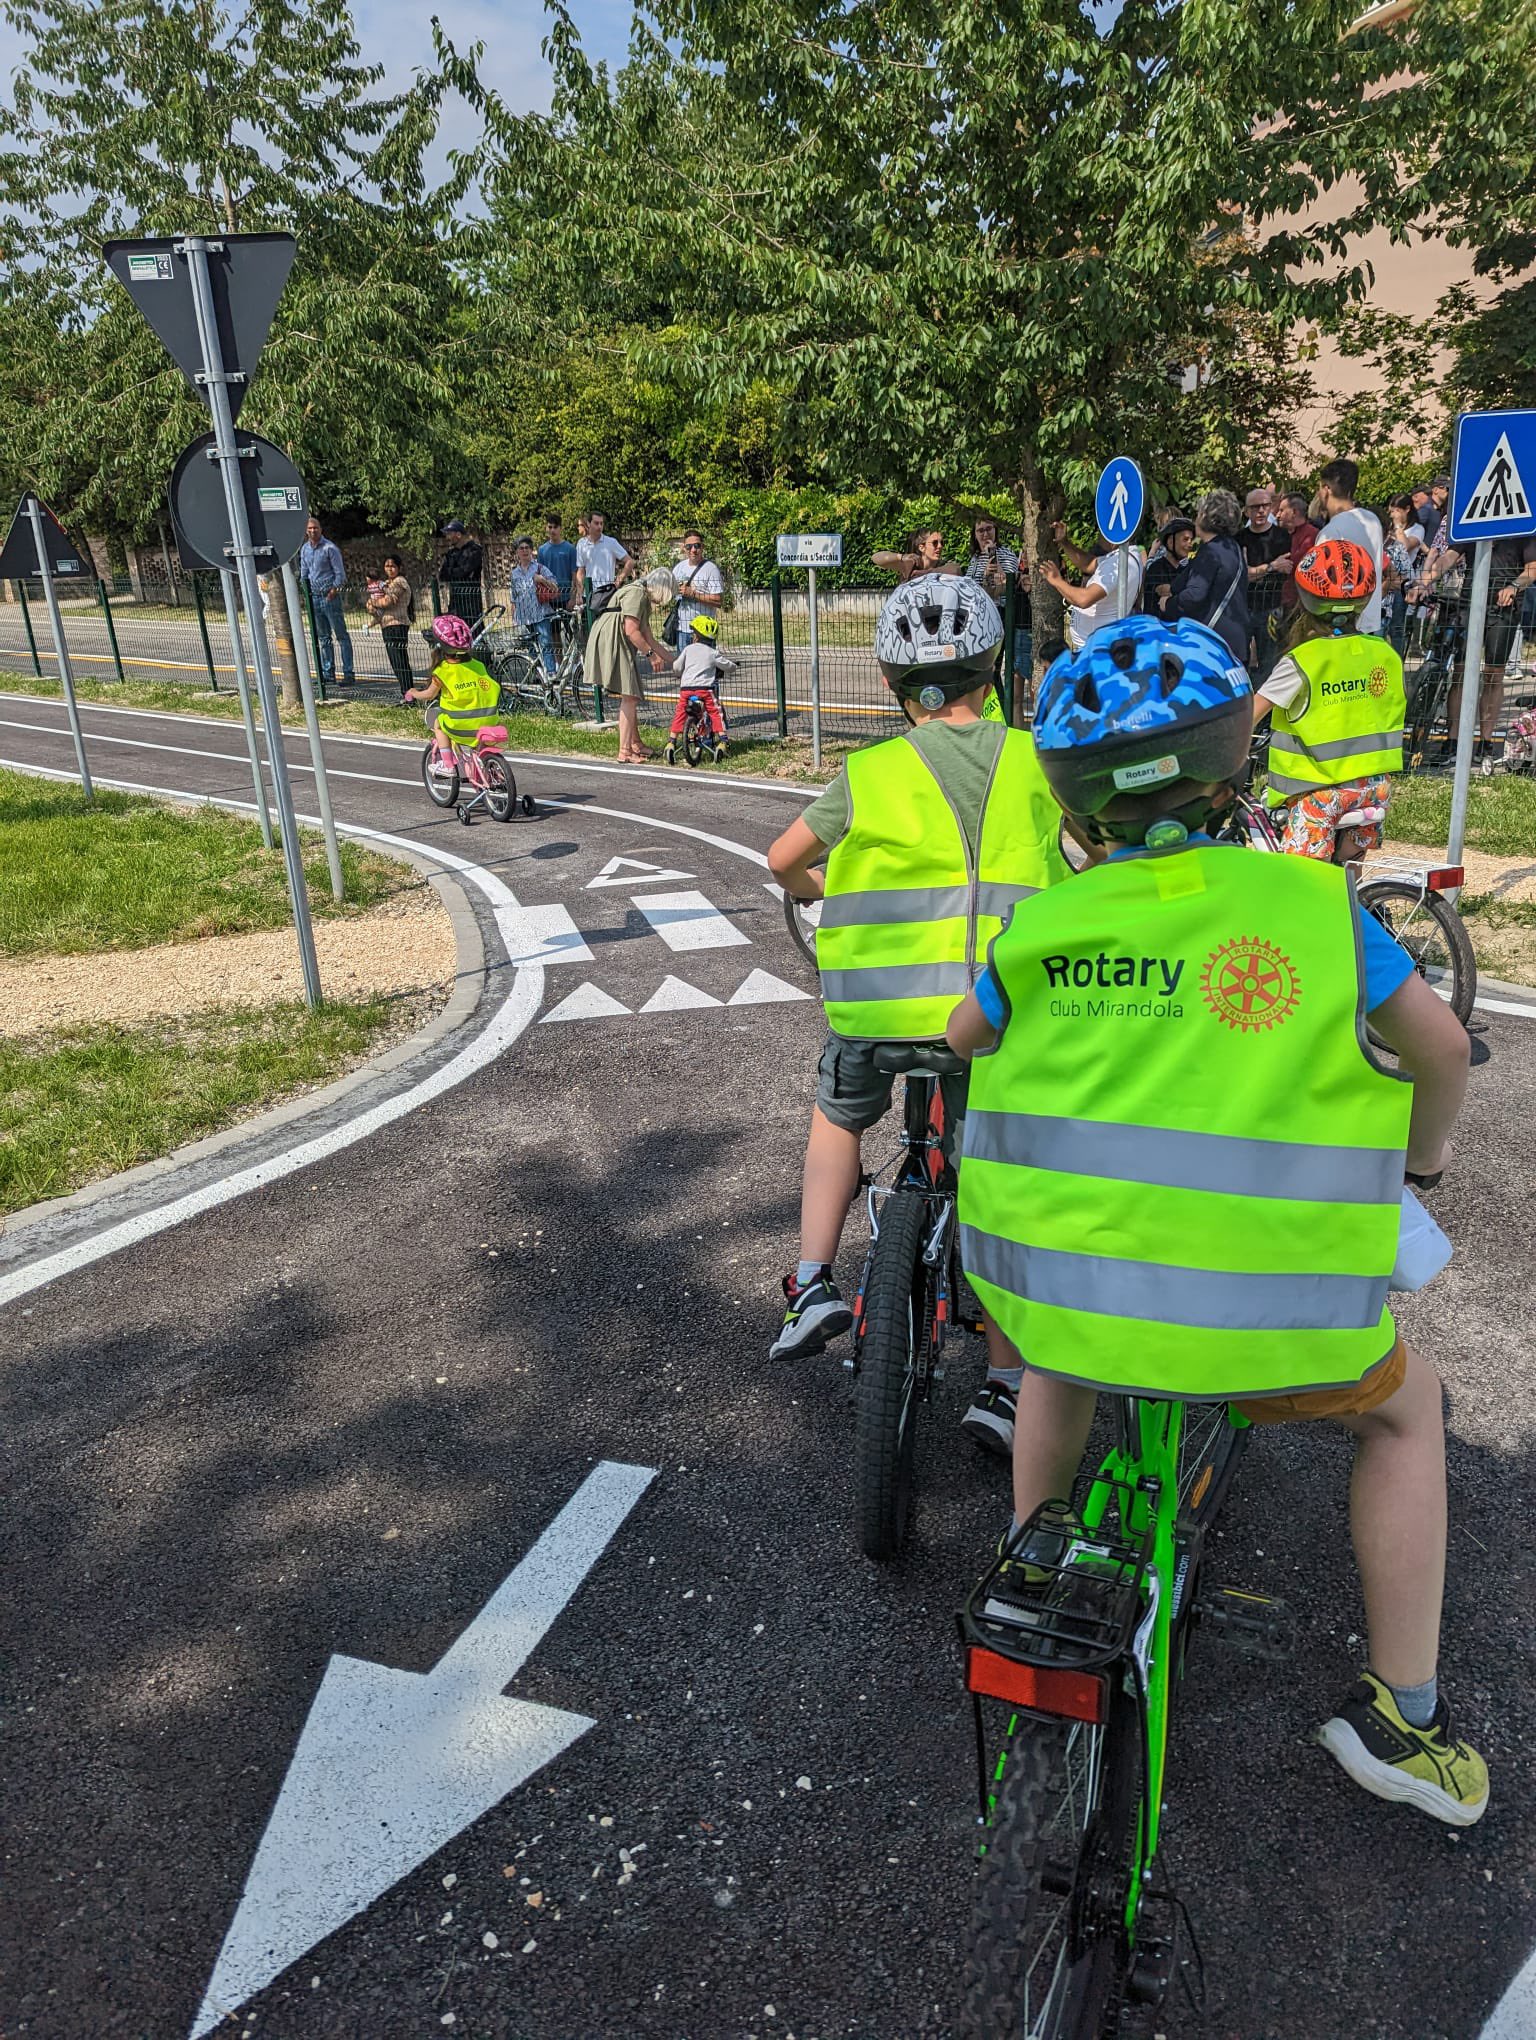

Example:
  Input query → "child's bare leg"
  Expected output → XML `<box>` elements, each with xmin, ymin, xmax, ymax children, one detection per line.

<box><xmin>1011</xmin><ymin>1367</ymin><xmax>1098</xmax><ymax>1527</ymax></box>
<box><xmin>798</xmin><ymin>1106</ymin><xmax>862</xmax><ymax>1265</ymax></box>
<box><xmin>1334</xmin><ymin>1344</ymin><xmax>1446</xmax><ymax>1688</ymax></box>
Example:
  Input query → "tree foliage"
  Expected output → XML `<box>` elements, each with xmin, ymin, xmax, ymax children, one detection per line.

<box><xmin>0</xmin><ymin>0</ymin><xmax>476</xmax><ymax>542</ymax></box>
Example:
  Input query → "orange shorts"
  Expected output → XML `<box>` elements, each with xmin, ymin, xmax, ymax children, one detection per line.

<box><xmin>1234</xmin><ymin>1338</ymin><xmax>1406</xmax><ymax>1425</ymax></box>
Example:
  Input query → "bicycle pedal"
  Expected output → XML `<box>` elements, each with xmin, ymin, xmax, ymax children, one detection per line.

<box><xmin>1195</xmin><ymin>1585</ymin><xmax>1295</xmax><ymax>1660</ymax></box>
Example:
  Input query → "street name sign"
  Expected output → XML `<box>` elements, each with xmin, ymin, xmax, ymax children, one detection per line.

<box><xmin>1095</xmin><ymin>456</ymin><xmax>1145</xmax><ymax>547</ymax></box>
<box><xmin>776</xmin><ymin>533</ymin><xmax>843</xmax><ymax>568</ymax></box>
<box><xmin>1448</xmin><ymin>408</ymin><xmax>1536</xmax><ymax>545</ymax></box>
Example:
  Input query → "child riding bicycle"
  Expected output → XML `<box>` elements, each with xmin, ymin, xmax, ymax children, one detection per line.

<box><xmin>944</xmin><ymin>612</ymin><xmax>1485</xmax><ymax>1826</ymax></box>
<box><xmin>665</xmin><ymin>612</ymin><xmax>735</xmax><ymax>764</ymax></box>
<box><xmin>404</xmin><ymin>613</ymin><xmax>502</xmax><ymax>741</ymax></box>
<box><xmin>1255</xmin><ymin>537</ymin><xmax>1405</xmax><ymax>863</ymax></box>
<box><xmin>765</xmin><ymin>573</ymin><xmax>1083</xmax><ymax>1454</ymax></box>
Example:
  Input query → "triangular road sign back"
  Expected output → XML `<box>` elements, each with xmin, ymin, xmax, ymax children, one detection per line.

<box><xmin>0</xmin><ymin>496</ymin><xmax>93</xmax><ymax>582</ymax></box>
<box><xmin>103</xmin><ymin>234</ymin><xmax>296</xmax><ymax>423</ymax></box>
<box><xmin>1460</xmin><ymin>430</ymin><xmax>1531</xmax><ymax>527</ymax></box>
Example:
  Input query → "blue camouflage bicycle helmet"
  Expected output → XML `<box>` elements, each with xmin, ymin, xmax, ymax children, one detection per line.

<box><xmin>1033</xmin><ymin>616</ymin><xmax>1252</xmax><ymax>844</ymax></box>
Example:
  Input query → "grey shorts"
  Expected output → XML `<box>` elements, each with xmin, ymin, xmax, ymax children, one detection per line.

<box><xmin>815</xmin><ymin>1034</ymin><xmax>969</xmax><ymax>1151</ymax></box>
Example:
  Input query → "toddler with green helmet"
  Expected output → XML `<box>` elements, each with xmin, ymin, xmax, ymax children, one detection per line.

<box><xmin>764</xmin><ymin>574</ymin><xmax>1084</xmax><ymax>1455</ymax></box>
<box><xmin>943</xmin><ymin>611</ymin><xmax>1485</xmax><ymax>1828</ymax></box>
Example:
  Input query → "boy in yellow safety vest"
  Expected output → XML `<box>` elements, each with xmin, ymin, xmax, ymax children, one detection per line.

<box><xmin>766</xmin><ymin>574</ymin><xmax>1088</xmax><ymax>1454</ymax></box>
<box><xmin>1255</xmin><ymin>536</ymin><xmax>1405</xmax><ymax>862</ymax></box>
<box><xmin>944</xmin><ymin>612</ymin><xmax>1485</xmax><ymax>1825</ymax></box>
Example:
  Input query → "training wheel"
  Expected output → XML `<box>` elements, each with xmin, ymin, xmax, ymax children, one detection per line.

<box><xmin>522</xmin><ymin>794</ymin><xmax>537</xmax><ymax>815</ymax></box>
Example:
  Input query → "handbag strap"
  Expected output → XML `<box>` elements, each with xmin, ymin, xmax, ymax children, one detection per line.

<box><xmin>1206</xmin><ymin>548</ymin><xmax>1245</xmax><ymax>633</ymax></box>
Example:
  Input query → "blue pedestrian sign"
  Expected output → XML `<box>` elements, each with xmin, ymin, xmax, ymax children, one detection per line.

<box><xmin>1448</xmin><ymin>408</ymin><xmax>1536</xmax><ymax>546</ymax></box>
<box><xmin>1095</xmin><ymin>456</ymin><xmax>1145</xmax><ymax>547</ymax></box>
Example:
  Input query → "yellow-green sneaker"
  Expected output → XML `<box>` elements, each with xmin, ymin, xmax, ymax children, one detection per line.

<box><xmin>1317</xmin><ymin>1671</ymin><xmax>1489</xmax><ymax>1827</ymax></box>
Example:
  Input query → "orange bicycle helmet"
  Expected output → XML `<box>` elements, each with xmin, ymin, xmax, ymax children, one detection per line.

<box><xmin>1294</xmin><ymin>537</ymin><xmax>1376</xmax><ymax>617</ymax></box>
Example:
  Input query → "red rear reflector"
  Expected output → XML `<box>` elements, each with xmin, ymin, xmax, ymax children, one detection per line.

<box><xmin>1427</xmin><ymin>867</ymin><xmax>1463</xmax><ymax>891</ymax></box>
<box><xmin>965</xmin><ymin>1647</ymin><xmax>1107</xmax><ymax>1723</ymax></box>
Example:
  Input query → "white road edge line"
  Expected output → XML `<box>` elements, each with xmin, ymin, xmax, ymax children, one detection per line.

<box><xmin>0</xmin><ymin>759</ymin><xmax>547</xmax><ymax>1310</ymax></box>
<box><xmin>1479</xmin><ymin>1944</ymin><xmax>1536</xmax><ymax>2040</ymax></box>
<box><xmin>0</xmin><ymin>689</ymin><xmax>819</xmax><ymax>798</ymax></box>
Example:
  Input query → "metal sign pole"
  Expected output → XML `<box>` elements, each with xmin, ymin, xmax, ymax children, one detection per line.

<box><xmin>1115</xmin><ymin>541</ymin><xmax>1129</xmax><ymax>620</ymax></box>
<box><xmin>217</xmin><ymin>567</ymin><xmax>274</xmax><ymax>850</ymax></box>
<box><xmin>282</xmin><ymin>560</ymin><xmax>343</xmax><ymax>902</ymax></box>
<box><xmin>1446</xmin><ymin>539</ymin><xmax>1492</xmax><ymax>875</ymax></box>
<box><xmin>180</xmin><ymin>234</ymin><xmax>321</xmax><ymax>1009</ymax></box>
<box><xmin>808</xmin><ymin>564</ymin><xmax>822</xmax><ymax>771</ymax></box>
<box><xmin>24</xmin><ymin>495</ymin><xmax>93</xmax><ymax>799</ymax></box>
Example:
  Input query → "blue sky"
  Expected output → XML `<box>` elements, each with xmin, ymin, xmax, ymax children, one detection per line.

<box><xmin>0</xmin><ymin>1</ymin><xmax>634</xmax><ymax>132</ymax></box>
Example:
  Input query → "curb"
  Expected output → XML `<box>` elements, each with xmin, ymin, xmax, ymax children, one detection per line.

<box><xmin>0</xmin><ymin>844</ymin><xmax>487</xmax><ymax>1244</ymax></box>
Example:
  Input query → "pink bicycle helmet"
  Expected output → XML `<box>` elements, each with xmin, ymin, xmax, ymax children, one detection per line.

<box><xmin>429</xmin><ymin>613</ymin><xmax>473</xmax><ymax>653</ymax></box>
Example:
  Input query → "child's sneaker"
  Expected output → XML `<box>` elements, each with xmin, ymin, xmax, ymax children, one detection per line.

<box><xmin>664</xmin><ymin>740</ymin><xmax>677</xmax><ymax>765</ymax></box>
<box><xmin>961</xmin><ymin>1380</ymin><xmax>1016</xmax><ymax>1457</ymax></box>
<box><xmin>769</xmin><ymin>1271</ymin><xmax>852</xmax><ymax>1359</ymax></box>
<box><xmin>1316</xmin><ymin>1672</ymin><xmax>1489</xmax><ymax>1826</ymax></box>
<box><xmin>713</xmin><ymin>741</ymin><xmax>728</xmax><ymax>760</ymax></box>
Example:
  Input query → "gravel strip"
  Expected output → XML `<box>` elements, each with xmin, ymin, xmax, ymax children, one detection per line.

<box><xmin>5</xmin><ymin>882</ymin><xmax>456</xmax><ymax>1036</ymax></box>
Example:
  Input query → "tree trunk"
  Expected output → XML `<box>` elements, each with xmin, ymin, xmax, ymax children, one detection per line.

<box><xmin>1017</xmin><ymin>446</ymin><xmax>1067</xmax><ymax>715</ymax></box>
<box><xmin>266</xmin><ymin>576</ymin><xmax>302</xmax><ymax>707</ymax></box>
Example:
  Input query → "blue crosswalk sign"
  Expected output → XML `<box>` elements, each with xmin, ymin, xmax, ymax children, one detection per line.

<box><xmin>1448</xmin><ymin>408</ymin><xmax>1536</xmax><ymax>545</ymax></box>
<box><xmin>1095</xmin><ymin>457</ymin><xmax>1145</xmax><ymax>546</ymax></box>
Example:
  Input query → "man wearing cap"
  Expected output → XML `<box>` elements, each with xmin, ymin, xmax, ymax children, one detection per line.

<box><xmin>1410</xmin><ymin>481</ymin><xmax>1441</xmax><ymax>548</ymax></box>
<box><xmin>1141</xmin><ymin>513</ymin><xmax>1195</xmax><ymax>616</ymax></box>
<box><xmin>439</xmin><ymin>521</ymin><xmax>485</xmax><ymax>628</ymax></box>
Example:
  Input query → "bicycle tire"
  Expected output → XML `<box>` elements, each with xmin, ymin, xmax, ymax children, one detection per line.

<box><xmin>1359</xmin><ymin>877</ymin><xmax>1476</xmax><ymax>1027</ymax></box>
<box><xmin>684</xmin><ymin>719</ymin><xmax>707</xmax><ymax>767</ymax></box>
<box><xmin>855</xmin><ymin>1187</ymin><xmax>928</xmax><ymax>1561</ymax></box>
<box><xmin>1177</xmin><ymin>1402</ymin><xmax>1249</xmax><ymax>1531</ymax></box>
<box><xmin>783</xmin><ymin>891</ymin><xmax>821</xmax><ymax>971</ymax></box>
<box><xmin>481</xmin><ymin>752</ymin><xmax>517</xmax><ymax>823</ymax></box>
<box><xmin>420</xmin><ymin>742</ymin><xmax>459</xmax><ymax>809</ymax></box>
<box><xmin>963</xmin><ymin>1687</ymin><xmax>1143</xmax><ymax>2040</ymax></box>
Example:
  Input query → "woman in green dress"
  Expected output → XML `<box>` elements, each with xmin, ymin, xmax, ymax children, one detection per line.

<box><xmin>585</xmin><ymin>568</ymin><xmax>676</xmax><ymax>761</ymax></box>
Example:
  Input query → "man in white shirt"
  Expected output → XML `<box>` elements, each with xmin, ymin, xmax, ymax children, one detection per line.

<box><xmin>1315</xmin><ymin>459</ymin><xmax>1384</xmax><ymax>635</ymax></box>
<box><xmin>673</xmin><ymin>530</ymin><xmax>724</xmax><ymax>636</ymax></box>
<box><xmin>572</xmin><ymin>510</ymin><xmax>632</xmax><ymax>605</ymax></box>
<box><xmin>1038</xmin><ymin>521</ymin><xmax>1144</xmax><ymax>649</ymax></box>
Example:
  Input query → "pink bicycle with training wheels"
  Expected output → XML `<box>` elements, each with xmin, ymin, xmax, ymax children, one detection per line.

<box><xmin>419</xmin><ymin>721</ymin><xmax>536</xmax><ymax>827</ymax></box>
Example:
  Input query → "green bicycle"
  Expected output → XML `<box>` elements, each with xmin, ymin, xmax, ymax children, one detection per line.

<box><xmin>959</xmin><ymin>1394</ymin><xmax>1292</xmax><ymax>2035</ymax></box>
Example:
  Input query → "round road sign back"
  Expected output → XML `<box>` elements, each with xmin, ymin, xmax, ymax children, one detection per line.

<box><xmin>168</xmin><ymin>431</ymin><xmax>309</xmax><ymax>573</ymax></box>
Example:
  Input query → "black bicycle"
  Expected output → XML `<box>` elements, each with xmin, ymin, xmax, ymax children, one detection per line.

<box><xmin>849</xmin><ymin>1043</ymin><xmax>982</xmax><ymax>1561</ymax></box>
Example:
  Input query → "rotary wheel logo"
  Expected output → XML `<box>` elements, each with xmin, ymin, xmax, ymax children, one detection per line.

<box><xmin>1201</xmin><ymin>935</ymin><xmax>1302</xmax><ymax>1032</ymax></box>
<box><xmin>1368</xmin><ymin>665</ymin><xmax>1389</xmax><ymax>698</ymax></box>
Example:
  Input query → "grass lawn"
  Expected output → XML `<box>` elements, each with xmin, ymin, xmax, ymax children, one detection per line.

<box><xmin>0</xmin><ymin>766</ymin><xmax>410</xmax><ymax>956</ymax></box>
<box><xmin>0</xmin><ymin>1000</ymin><xmax>412</xmax><ymax>1215</ymax></box>
<box><xmin>0</xmin><ymin>669</ymin><xmax>848</xmax><ymax>781</ymax></box>
<box><xmin>1386</xmin><ymin>772</ymin><xmax>1536</xmax><ymax>858</ymax></box>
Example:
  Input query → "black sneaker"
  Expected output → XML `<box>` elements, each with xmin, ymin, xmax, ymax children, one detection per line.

<box><xmin>769</xmin><ymin>1271</ymin><xmax>852</xmax><ymax>1360</ymax></box>
<box><xmin>961</xmin><ymin>1381</ymin><xmax>1016</xmax><ymax>1458</ymax></box>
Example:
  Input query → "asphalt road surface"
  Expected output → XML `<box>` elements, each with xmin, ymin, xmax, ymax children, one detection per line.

<box><xmin>2</xmin><ymin>691</ymin><xmax>1534</xmax><ymax>2040</ymax></box>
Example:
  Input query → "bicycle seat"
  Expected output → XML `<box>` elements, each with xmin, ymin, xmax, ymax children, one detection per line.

<box><xmin>475</xmin><ymin>725</ymin><xmax>509</xmax><ymax>745</ymax></box>
<box><xmin>872</xmin><ymin>1042</ymin><xmax>968</xmax><ymax>1079</ymax></box>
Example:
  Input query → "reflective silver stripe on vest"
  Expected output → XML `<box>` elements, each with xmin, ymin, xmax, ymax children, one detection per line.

<box><xmin>961</xmin><ymin>1225</ymin><xmax>1389</xmax><ymax>1333</ymax></box>
<box><xmin>818</xmin><ymin>960</ymin><xmax>972</xmax><ymax>1002</ymax></box>
<box><xmin>820</xmin><ymin>882</ymin><xmax>1039</xmax><ymax>930</ymax></box>
<box><xmin>963</xmin><ymin>1111</ymin><xmax>1403</xmax><ymax>1205</ymax></box>
<box><xmin>1269</xmin><ymin>729</ymin><xmax>1405</xmax><ymax>763</ymax></box>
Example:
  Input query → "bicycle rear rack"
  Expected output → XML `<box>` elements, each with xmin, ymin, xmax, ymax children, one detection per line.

<box><xmin>960</xmin><ymin>1490</ymin><xmax>1150</xmax><ymax>1727</ymax></box>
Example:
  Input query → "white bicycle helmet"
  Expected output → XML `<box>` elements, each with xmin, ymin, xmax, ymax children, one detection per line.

<box><xmin>875</xmin><ymin>571</ymin><xmax>1002</xmax><ymax>700</ymax></box>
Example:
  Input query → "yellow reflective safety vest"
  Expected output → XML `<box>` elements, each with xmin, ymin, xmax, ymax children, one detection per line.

<box><xmin>958</xmin><ymin>843</ymin><xmax>1411</xmax><ymax>1400</ymax></box>
<box><xmin>1266</xmin><ymin>630</ymin><xmax>1406</xmax><ymax>802</ymax></box>
<box><xmin>981</xmin><ymin>682</ymin><xmax>1006</xmax><ymax>725</ymax></box>
<box><xmin>435</xmin><ymin>657</ymin><xmax>501</xmax><ymax>738</ymax></box>
<box><xmin>819</xmin><ymin>726</ymin><xmax>1071</xmax><ymax>1041</ymax></box>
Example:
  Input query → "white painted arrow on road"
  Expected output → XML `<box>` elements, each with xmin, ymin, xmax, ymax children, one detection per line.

<box><xmin>189</xmin><ymin>1460</ymin><xmax>657</xmax><ymax>2038</ymax></box>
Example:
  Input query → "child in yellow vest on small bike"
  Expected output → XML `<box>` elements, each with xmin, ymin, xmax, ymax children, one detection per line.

<box><xmin>766</xmin><ymin>574</ymin><xmax>1087</xmax><ymax>1453</ymax></box>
